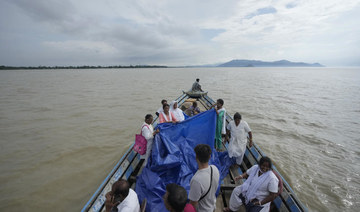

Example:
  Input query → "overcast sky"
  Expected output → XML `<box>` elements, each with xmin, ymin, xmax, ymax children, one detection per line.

<box><xmin>1</xmin><ymin>0</ymin><xmax>359</xmax><ymax>66</ymax></box>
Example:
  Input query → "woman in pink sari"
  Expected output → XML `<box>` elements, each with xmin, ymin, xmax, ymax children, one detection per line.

<box><xmin>159</xmin><ymin>104</ymin><xmax>178</xmax><ymax>124</ymax></box>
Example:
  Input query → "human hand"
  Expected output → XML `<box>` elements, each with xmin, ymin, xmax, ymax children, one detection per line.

<box><xmin>235</xmin><ymin>175</ymin><xmax>243</xmax><ymax>181</ymax></box>
<box><xmin>254</xmin><ymin>200</ymin><xmax>261</xmax><ymax>206</ymax></box>
<box><xmin>105</xmin><ymin>192</ymin><xmax>115</xmax><ymax>212</ymax></box>
<box><xmin>250</xmin><ymin>199</ymin><xmax>260</xmax><ymax>205</ymax></box>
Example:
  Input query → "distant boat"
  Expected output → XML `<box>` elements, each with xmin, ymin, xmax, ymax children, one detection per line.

<box><xmin>81</xmin><ymin>92</ymin><xmax>308</xmax><ymax>212</ymax></box>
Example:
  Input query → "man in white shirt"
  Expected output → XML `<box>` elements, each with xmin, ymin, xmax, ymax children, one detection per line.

<box><xmin>189</xmin><ymin>144</ymin><xmax>220</xmax><ymax>212</ymax></box>
<box><xmin>226</xmin><ymin>112</ymin><xmax>253</xmax><ymax>165</ymax></box>
<box><xmin>105</xmin><ymin>179</ymin><xmax>140</xmax><ymax>212</ymax></box>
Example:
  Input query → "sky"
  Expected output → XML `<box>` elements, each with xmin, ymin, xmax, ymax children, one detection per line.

<box><xmin>1</xmin><ymin>0</ymin><xmax>360</xmax><ymax>67</ymax></box>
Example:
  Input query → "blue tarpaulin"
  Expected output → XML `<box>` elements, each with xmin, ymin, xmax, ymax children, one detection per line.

<box><xmin>135</xmin><ymin>109</ymin><xmax>234</xmax><ymax>211</ymax></box>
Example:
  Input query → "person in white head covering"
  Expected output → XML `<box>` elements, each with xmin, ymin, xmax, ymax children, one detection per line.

<box><xmin>170</xmin><ymin>101</ymin><xmax>185</xmax><ymax>122</ymax></box>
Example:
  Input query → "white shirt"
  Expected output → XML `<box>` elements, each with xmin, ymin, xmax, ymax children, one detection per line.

<box><xmin>140</xmin><ymin>123</ymin><xmax>154</xmax><ymax>163</ymax></box>
<box><xmin>226</xmin><ymin>120</ymin><xmax>251</xmax><ymax>158</ymax></box>
<box><xmin>171</xmin><ymin>108</ymin><xmax>185</xmax><ymax>121</ymax></box>
<box><xmin>189</xmin><ymin>165</ymin><xmax>220</xmax><ymax>212</ymax></box>
<box><xmin>228</xmin><ymin>165</ymin><xmax>278</xmax><ymax>212</ymax></box>
<box><xmin>245</xmin><ymin>165</ymin><xmax>279</xmax><ymax>201</ymax></box>
<box><xmin>141</xmin><ymin>122</ymin><xmax>154</xmax><ymax>141</ymax></box>
<box><xmin>116</xmin><ymin>188</ymin><xmax>140</xmax><ymax>212</ymax></box>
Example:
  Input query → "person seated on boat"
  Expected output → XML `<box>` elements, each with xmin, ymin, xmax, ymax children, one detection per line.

<box><xmin>156</xmin><ymin>99</ymin><xmax>167</xmax><ymax>116</ymax></box>
<box><xmin>187</xmin><ymin>101</ymin><xmax>201</xmax><ymax>117</ymax></box>
<box><xmin>223</xmin><ymin>156</ymin><xmax>279</xmax><ymax>212</ymax></box>
<box><xmin>170</xmin><ymin>101</ymin><xmax>185</xmax><ymax>122</ymax></box>
<box><xmin>211</xmin><ymin>99</ymin><xmax>226</xmax><ymax>151</ymax></box>
<box><xmin>141</xmin><ymin>114</ymin><xmax>159</xmax><ymax>164</ymax></box>
<box><xmin>226</xmin><ymin>112</ymin><xmax>253</xmax><ymax>165</ymax></box>
<box><xmin>189</xmin><ymin>144</ymin><xmax>220</xmax><ymax>212</ymax></box>
<box><xmin>163</xmin><ymin>183</ymin><xmax>196</xmax><ymax>212</ymax></box>
<box><xmin>191</xmin><ymin>78</ymin><xmax>203</xmax><ymax>92</ymax></box>
<box><xmin>159</xmin><ymin>103</ymin><xmax>178</xmax><ymax>124</ymax></box>
<box><xmin>105</xmin><ymin>179</ymin><xmax>140</xmax><ymax>212</ymax></box>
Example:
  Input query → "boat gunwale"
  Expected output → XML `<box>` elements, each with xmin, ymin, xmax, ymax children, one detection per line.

<box><xmin>81</xmin><ymin>143</ymin><xmax>136</xmax><ymax>212</ymax></box>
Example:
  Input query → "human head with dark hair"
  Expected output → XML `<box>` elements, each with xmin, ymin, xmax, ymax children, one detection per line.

<box><xmin>163</xmin><ymin>103</ymin><xmax>170</xmax><ymax>113</ymax></box>
<box><xmin>194</xmin><ymin>144</ymin><xmax>212</xmax><ymax>164</ymax></box>
<box><xmin>216</xmin><ymin>99</ymin><xmax>224</xmax><ymax>109</ymax></box>
<box><xmin>217</xmin><ymin>99</ymin><xmax>224</xmax><ymax>106</ymax></box>
<box><xmin>234</xmin><ymin>112</ymin><xmax>241</xmax><ymax>125</ymax></box>
<box><xmin>196</xmin><ymin>78</ymin><xmax>200</xmax><ymax>82</ymax></box>
<box><xmin>112</xmin><ymin>179</ymin><xmax>130</xmax><ymax>202</ymax></box>
<box><xmin>145</xmin><ymin>114</ymin><xmax>153</xmax><ymax>124</ymax></box>
<box><xmin>161</xmin><ymin>99</ymin><xmax>167</xmax><ymax>105</ymax></box>
<box><xmin>192</xmin><ymin>101</ymin><xmax>197</xmax><ymax>107</ymax></box>
<box><xmin>233</xmin><ymin>112</ymin><xmax>241</xmax><ymax>120</ymax></box>
<box><xmin>163</xmin><ymin>183</ymin><xmax>188</xmax><ymax>212</ymax></box>
<box><xmin>259</xmin><ymin>156</ymin><xmax>273</xmax><ymax>173</ymax></box>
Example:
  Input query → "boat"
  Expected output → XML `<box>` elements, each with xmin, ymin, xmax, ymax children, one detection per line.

<box><xmin>183</xmin><ymin>90</ymin><xmax>208</xmax><ymax>98</ymax></box>
<box><xmin>81</xmin><ymin>92</ymin><xmax>308</xmax><ymax>212</ymax></box>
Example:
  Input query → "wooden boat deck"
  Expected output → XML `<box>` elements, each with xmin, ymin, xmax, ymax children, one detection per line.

<box><xmin>82</xmin><ymin>93</ymin><xmax>307</xmax><ymax>212</ymax></box>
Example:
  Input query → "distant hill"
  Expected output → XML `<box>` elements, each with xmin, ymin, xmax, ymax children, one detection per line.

<box><xmin>218</xmin><ymin>59</ymin><xmax>324</xmax><ymax>67</ymax></box>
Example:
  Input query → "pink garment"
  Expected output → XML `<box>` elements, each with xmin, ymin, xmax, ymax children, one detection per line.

<box><xmin>184</xmin><ymin>203</ymin><xmax>196</xmax><ymax>212</ymax></box>
<box><xmin>159</xmin><ymin>111</ymin><xmax>178</xmax><ymax>123</ymax></box>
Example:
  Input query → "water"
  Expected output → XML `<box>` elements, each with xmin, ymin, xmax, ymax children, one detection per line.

<box><xmin>0</xmin><ymin>67</ymin><xmax>359</xmax><ymax>211</ymax></box>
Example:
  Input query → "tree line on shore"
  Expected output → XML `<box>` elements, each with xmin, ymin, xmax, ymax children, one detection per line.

<box><xmin>0</xmin><ymin>65</ymin><xmax>168</xmax><ymax>70</ymax></box>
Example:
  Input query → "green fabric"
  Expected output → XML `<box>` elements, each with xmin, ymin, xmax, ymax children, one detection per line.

<box><xmin>215</xmin><ymin>110</ymin><xmax>224</xmax><ymax>149</ymax></box>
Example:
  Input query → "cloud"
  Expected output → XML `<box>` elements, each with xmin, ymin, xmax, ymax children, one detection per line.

<box><xmin>201</xmin><ymin>29</ymin><xmax>227</xmax><ymax>41</ymax></box>
<box><xmin>285</xmin><ymin>2</ymin><xmax>297</xmax><ymax>9</ymax></box>
<box><xmin>1</xmin><ymin>0</ymin><xmax>360</xmax><ymax>66</ymax></box>
<box><xmin>43</xmin><ymin>40</ymin><xmax>118</xmax><ymax>54</ymax></box>
<box><xmin>245</xmin><ymin>7</ymin><xmax>277</xmax><ymax>19</ymax></box>
<box><xmin>208</xmin><ymin>0</ymin><xmax>360</xmax><ymax>64</ymax></box>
